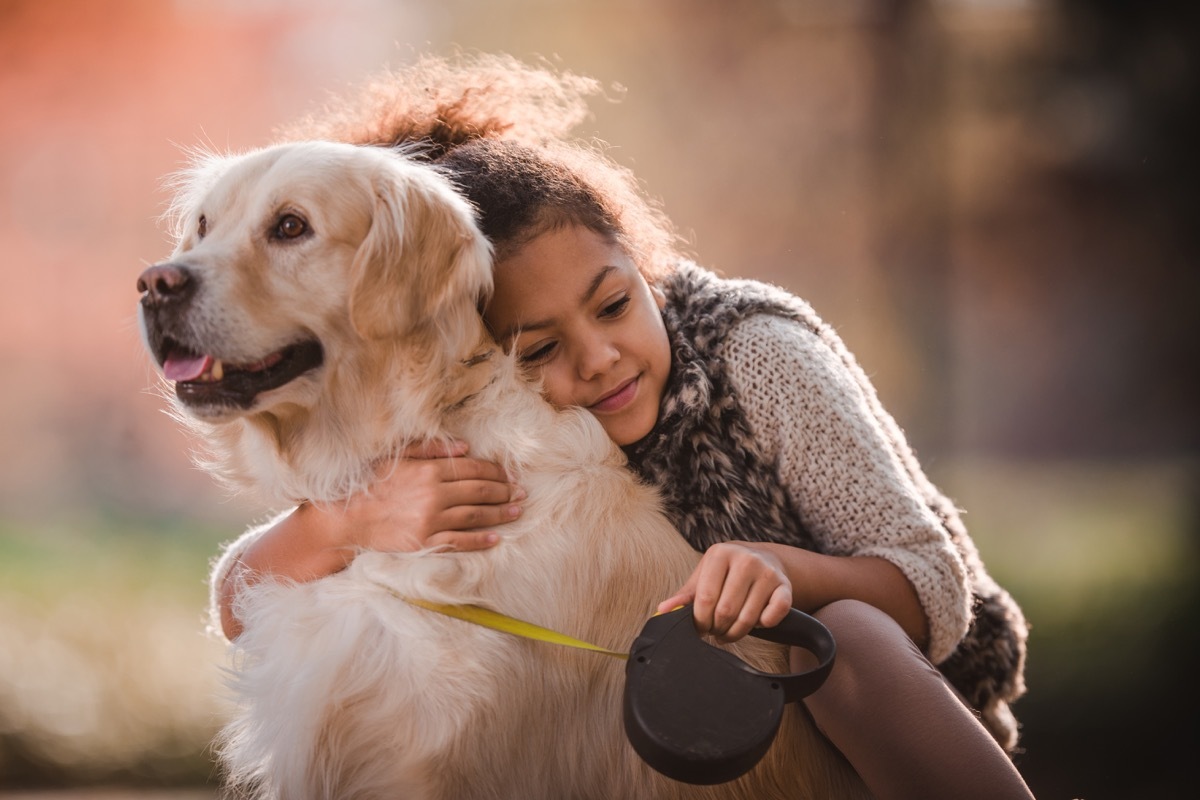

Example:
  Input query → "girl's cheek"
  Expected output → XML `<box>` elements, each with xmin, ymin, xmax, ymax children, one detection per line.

<box><xmin>538</xmin><ymin>369</ymin><xmax>575</xmax><ymax>409</ymax></box>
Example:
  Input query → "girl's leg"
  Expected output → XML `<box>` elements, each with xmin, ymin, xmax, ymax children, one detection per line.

<box><xmin>798</xmin><ymin>600</ymin><xmax>1035</xmax><ymax>800</ymax></box>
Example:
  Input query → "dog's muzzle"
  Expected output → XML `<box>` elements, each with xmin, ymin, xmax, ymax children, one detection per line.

<box><xmin>137</xmin><ymin>262</ymin><xmax>325</xmax><ymax>414</ymax></box>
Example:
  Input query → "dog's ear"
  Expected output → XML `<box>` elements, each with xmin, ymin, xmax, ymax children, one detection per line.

<box><xmin>349</xmin><ymin>162</ymin><xmax>493</xmax><ymax>352</ymax></box>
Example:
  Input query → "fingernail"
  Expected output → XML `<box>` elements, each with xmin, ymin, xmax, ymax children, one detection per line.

<box><xmin>485</xmin><ymin>532</ymin><xmax>499</xmax><ymax>545</ymax></box>
<box><xmin>507</xmin><ymin>505</ymin><xmax>522</xmax><ymax>518</ymax></box>
<box><xmin>510</xmin><ymin>485</ymin><xmax>527</xmax><ymax>502</ymax></box>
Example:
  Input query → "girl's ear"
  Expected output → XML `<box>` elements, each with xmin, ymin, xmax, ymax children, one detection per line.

<box><xmin>650</xmin><ymin>282</ymin><xmax>667</xmax><ymax>310</ymax></box>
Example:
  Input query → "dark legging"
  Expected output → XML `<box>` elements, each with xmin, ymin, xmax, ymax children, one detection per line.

<box><xmin>796</xmin><ymin>600</ymin><xmax>1035</xmax><ymax>800</ymax></box>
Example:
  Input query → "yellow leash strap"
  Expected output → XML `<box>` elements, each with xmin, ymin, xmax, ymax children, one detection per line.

<box><xmin>374</xmin><ymin>582</ymin><xmax>628</xmax><ymax>661</ymax></box>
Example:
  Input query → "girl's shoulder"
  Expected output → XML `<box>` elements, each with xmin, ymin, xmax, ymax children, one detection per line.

<box><xmin>721</xmin><ymin>312</ymin><xmax>870</xmax><ymax>424</ymax></box>
<box><xmin>659</xmin><ymin>264</ymin><xmax>878</xmax><ymax>420</ymax></box>
<box><xmin>662</xmin><ymin>263</ymin><xmax>827</xmax><ymax>336</ymax></box>
<box><xmin>661</xmin><ymin>262</ymin><xmax>844</xmax><ymax>368</ymax></box>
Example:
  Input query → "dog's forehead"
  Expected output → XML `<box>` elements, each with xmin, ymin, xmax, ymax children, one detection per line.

<box><xmin>205</xmin><ymin>143</ymin><xmax>372</xmax><ymax>216</ymax></box>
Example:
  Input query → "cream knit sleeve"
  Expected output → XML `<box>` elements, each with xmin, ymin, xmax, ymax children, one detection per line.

<box><xmin>722</xmin><ymin>314</ymin><xmax>971</xmax><ymax>663</ymax></box>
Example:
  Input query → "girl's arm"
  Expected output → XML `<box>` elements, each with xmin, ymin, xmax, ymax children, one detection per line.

<box><xmin>766</xmin><ymin>547</ymin><xmax>928</xmax><ymax>645</ymax></box>
<box><xmin>713</xmin><ymin>314</ymin><xmax>972</xmax><ymax>662</ymax></box>
<box><xmin>658</xmin><ymin>542</ymin><xmax>927</xmax><ymax>647</ymax></box>
<box><xmin>212</xmin><ymin>441</ymin><xmax>525</xmax><ymax>640</ymax></box>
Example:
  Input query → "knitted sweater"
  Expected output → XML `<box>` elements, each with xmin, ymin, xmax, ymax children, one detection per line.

<box><xmin>624</xmin><ymin>263</ymin><xmax>1028</xmax><ymax>751</ymax></box>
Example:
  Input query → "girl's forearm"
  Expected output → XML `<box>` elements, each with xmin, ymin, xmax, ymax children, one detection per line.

<box><xmin>218</xmin><ymin>504</ymin><xmax>355</xmax><ymax>640</ymax></box>
<box><xmin>755</xmin><ymin>544</ymin><xmax>930</xmax><ymax>651</ymax></box>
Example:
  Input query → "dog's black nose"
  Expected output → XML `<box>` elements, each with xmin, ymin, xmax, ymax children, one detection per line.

<box><xmin>138</xmin><ymin>263</ymin><xmax>195</xmax><ymax>306</ymax></box>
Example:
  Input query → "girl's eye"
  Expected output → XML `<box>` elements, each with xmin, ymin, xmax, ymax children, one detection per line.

<box><xmin>272</xmin><ymin>213</ymin><xmax>310</xmax><ymax>240</ymax></box>
<box><xmin>520</xmin><ymin>341</ymin><xmax>558</xmax><ymax>364</ymax></box>
<box><xmin>600</xmin><ymin>296</ymin><xmax>631</xmax><ymax>318</ymax></box>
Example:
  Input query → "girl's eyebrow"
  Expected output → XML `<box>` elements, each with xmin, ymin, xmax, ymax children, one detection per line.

<box><xmin>580</xmin><ymin>265</ymin><xmax>617</xmax><ymax>305</ymax></box>
<box><xmin>500</xmin><ymin>265</ymin><xmax>619</xmax><ymax>342</ymax></box>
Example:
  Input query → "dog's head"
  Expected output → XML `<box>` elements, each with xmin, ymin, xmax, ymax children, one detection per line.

<box><xmin>139</xmin><ymin>141</ymin><xmax>493</xmax><ymax>499</ymax></box>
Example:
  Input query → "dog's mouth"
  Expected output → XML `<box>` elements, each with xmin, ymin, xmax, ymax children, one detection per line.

<box><xmin>158</xmin><ymin>338</ymin><xmax>325</xmax><ymax>411</ymax></box>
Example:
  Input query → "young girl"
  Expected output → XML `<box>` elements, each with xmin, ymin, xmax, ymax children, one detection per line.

<box><xmin>210</xmin><ymin>56</ymin><xmax>1034</xmax><ymax>800</ymax></box>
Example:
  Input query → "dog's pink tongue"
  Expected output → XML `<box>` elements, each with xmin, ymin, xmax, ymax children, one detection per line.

<box><xmin>164</xmin><ymin>352</ymin><xmax>213</xmax><ymax>382</ymax></box>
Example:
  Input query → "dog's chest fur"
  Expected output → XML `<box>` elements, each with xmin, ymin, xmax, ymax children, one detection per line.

<box><xmin>223</xmin><ymin>362</ymin><xmax>705</xmax><ymax>798</ymax></box>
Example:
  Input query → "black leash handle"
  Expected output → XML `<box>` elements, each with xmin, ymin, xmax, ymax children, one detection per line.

<box><xmin>629</xmin><ymin>605</ymin><xmax>836</xmax><ymax>702</ymax></box>
<box><xmin>739</xmin><ymin>606</ymin><xmax>838</xmax><ymax>701</ymax></box>
<box><xmin>623</xmin><ymin>604</ymin><xmax>838</xmax><ymax>785</ymax></box>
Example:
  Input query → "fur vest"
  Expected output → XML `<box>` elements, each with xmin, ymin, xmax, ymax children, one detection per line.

<box><xmin>623</xmin><ymin>263</ymin><xmax>1028</xmax><ymax>751</ymax></box>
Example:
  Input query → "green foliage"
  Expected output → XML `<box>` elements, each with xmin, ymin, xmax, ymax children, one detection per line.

<box><xmin>0</xmin><ymin>513</ymin><xmax>235</xmax><ymax>788</ymax></box>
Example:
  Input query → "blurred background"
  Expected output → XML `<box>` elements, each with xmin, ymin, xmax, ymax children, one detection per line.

<box><xmin>1</xmin><ymin>0</ymin><xmax>1196</xmax><ymax>797</ymax></box>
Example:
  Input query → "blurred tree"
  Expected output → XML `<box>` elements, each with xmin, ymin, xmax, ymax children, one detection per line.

<box><xmin>866</xmin><ymin>0</ymin><xmax>954</xmax><ymax>454</ymax></box>
<box><xmin>1030</xmin><ymin>0</ymin><xmax>1200</xmax><ymax>458</ymax></box>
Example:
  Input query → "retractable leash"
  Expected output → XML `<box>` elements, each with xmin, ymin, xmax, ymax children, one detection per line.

<box><xmin>623</xmin><ymin>604</ymin><xmax>836</xmax><ymax>785</ymax></box>
<box><xmin>384</xmin><ymin>584</ymin><xmax>836</xmax><ymax>786</ymax></box>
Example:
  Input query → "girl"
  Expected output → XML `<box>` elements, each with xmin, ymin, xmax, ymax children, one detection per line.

<box><xmin>211</xmin><ymin>56</ymin><xmax>1033</xmax><ymax>800</ymax></box>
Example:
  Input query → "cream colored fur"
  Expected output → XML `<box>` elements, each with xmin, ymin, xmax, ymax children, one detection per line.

<box><xmin>148</xmin><ymin>141</ymin><xmax>868</xmax><ymax>799</ymax></box>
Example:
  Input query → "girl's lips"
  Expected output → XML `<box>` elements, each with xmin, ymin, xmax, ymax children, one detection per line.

<box><xmin>589</xmin><ymin>376</ymin><xmax>638</xmax><ymax>413</ymax></box>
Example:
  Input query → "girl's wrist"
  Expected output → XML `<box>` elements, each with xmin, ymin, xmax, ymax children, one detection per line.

<box><xmin>298</xmin><ymin>501</ymin><xmax>354</xmax><ymax>550</ymax></box>
<box><xmin>272</xmin><ymin>502</ymin><xmax>358</xmax><ymax>579</ymax></box>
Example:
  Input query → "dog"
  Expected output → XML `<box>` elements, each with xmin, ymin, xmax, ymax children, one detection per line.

<box><xmin>138</xmin><ymin>140</ymin><xmax>869</xmax><ymax>799</ymax></box>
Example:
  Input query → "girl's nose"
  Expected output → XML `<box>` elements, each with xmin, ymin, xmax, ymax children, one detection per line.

<box><xmin>576</xmin><ymin>336</ymin><xmax>620</xmax><ymax>380</ymax></box>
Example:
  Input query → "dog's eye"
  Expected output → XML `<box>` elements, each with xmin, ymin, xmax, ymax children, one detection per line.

<box><xmin>273</xmin><ymin>214</ymin><xmax>310</xmax><ymax>241</ymax></box>
<box><xmin>197</xmin><ymin>215</ymin><xmax>208</xmax><ymax>238</ymax></box>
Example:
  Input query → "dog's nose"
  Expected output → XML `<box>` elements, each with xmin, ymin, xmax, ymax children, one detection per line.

<box><xmin>137</xmin><ymin>263</ymin><xmax>195</xmax><ymax>306</ymax></box>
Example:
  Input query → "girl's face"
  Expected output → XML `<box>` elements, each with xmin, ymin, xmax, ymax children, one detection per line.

<box><xmin>483</xmin><ymin>225</ymin><xmax>671</xmax><ymax>447</ymax></box>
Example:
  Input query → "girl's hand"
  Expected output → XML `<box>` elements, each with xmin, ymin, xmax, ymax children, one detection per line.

<box><xmin>656</xmin><ymin>541</ymin><xmax>793</xmax><ymax>643</ymax></box>
<box><xmin>219</xmin><ymin>440</ymin><xmax>523</xmax><ymax>640</ymax></box>
<box><xmin>327</xmin><ymin>439</ymin><xmax>525</xmax><ymax>554</ymax></box>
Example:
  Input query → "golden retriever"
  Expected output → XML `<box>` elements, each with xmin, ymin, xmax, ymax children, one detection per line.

<box><xmin>137</xmin><ymin>140</ymin><xmax>869</xmax><ymax>799</ymax></box>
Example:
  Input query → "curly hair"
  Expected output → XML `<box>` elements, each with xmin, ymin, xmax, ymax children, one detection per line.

<box><xmin>281</xmin><ymin>53</ymin><xmax>683</xmax><ymax>281</ymax></box>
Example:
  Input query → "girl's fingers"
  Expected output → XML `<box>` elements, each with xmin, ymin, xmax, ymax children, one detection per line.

<box><xmin>441</xmin><ymin>479</ymin><xmax>525</xmax><ymax>507</ymax></box>
<box><xmin>434</xmin><ymin>501</ymin><xmax>524</xmax><ymax>533</ymax></box>
<box><xmin>656</xmin><ymin>566</ymin><xmax>699</xmax><ymax>615</ymax></box>
<box><xmin>672</xmin><ymin>542</ymin><xmax>795</xmax><ymax>642</ymax></box>
<box><xmin>656</xmin><ymin>588</ymin><xmax>694</xmax><ymax>615</ymax></box>
<box><xmin>431</xmin><ymin>456</ymin><xmax>512</xmax><ymax>484</ymax></box>
<box><xmin>759</xmin><ymin>584</ymin><xmax>793</xmax><ymax>629</ymax></box>
<box><xmin>720</xmin><ymin>578</ymin><xmax>782</xmax><ymax>642</ymax></box>
<box><xmin>370</xmin><ymin>455</ymin><xmax>513</xmax><ymax>498</ymax></box>
<box><xmin>690</xmin><ymin>556</ymin><xmax>730</xmax><ymax>635</ymax></box>
<box><xmin>711</xmin><ymin>573</ymin><xmax>753</xmax><ymax>641</ymax></box>
<box><xmin>380</xmin><ymin>444</ymin><xmax>510</xmax><ymax>483</ymax></box>
<box><xmin>425</xmin><ymin>529</ymin><xmax>501</xmax><ymax>552</ymax></box>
